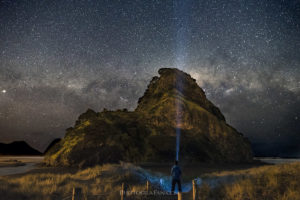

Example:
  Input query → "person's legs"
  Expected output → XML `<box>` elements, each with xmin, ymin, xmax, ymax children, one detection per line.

<box><xmin>171</xmin><ymin>179</ymin><xmax>176</xmax><ymax>194</ymax></box>
<box><xmin>177</xmin><ymin>179</ymin><xmax>182</xmax><ymax>192</ymax></box>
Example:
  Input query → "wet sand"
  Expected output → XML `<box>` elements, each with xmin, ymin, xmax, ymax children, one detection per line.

<box><xmin>0</xmin><ymin>156</ymin><xmax>44</xmax><ymax>176</ymax></box>
<box><xmin>256</xmin><ymin>157</ymin><xmax>300</xmax><ymax>164</ymax></box>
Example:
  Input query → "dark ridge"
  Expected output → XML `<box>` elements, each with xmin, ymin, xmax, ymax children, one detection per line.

<box><xmin>0</xmin><ymin>141</ymin><xmax>42</xmax><ymax>155</ymax></box>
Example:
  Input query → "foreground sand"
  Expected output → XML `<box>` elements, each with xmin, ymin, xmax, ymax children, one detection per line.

<box><xmin>0</xmin><ymin>156</ymin><xmax>44</xmax><ymax>176</ymax></box>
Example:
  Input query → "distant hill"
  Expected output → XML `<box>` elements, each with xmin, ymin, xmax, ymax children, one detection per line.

<box><xmin>44</xmin><ymin>138</ymin><xmax>61</xmax><ymax>154</ymax></box>
<box><xmin>45</xmin><ymin>68</ymin><xmax>253</xmax><ymax>167</ymax></box>
<box><xmin>0</xmin><ymin>141</ymin><xmax>42</xmax><ymax>155</ymax></box>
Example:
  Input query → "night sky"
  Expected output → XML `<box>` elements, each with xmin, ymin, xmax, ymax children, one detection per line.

<box><xmin>0</xmin><ymin>0</ymin><xmax>299</xmax><ymax>156</ymax></box>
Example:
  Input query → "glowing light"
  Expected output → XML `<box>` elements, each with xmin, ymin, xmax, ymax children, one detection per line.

<box><xmin>175</xmin><ymin>82</ymin><xmax>183</xmax><ymax>161</ymax></box>
<box><xmin>173</xmin><ymin>0</ymin><xmax>191</xmax><ymax>161</ymax></box>
<box><xmin>160</xmin><ymin>178</ymin><xmax>163</xmax><ymax>185</ymax></box>
<box><xmin>2</xmin><ymin>89</ymin><xmax>6</xmax><ymax>93</ymax></box>
<box><xmin>176</xmin><ymin>128</ymin><xmax>181</xmax><ymax>161</ymax></box>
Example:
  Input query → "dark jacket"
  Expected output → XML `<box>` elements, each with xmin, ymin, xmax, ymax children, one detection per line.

<box><xmin>171</xmin><ymin>165</ymin><xmax>182</xmax><ymax>180</ymax></box>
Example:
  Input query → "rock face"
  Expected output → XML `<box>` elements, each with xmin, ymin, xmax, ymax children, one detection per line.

<box><xmin>45</xmin><ymin>68</ymin><xmax>253</xmax><ymax>167</ymax></box>
<box><xmin>0</xmin><ymin>141</ymin><xmax>42</xmax><ymax>155</ymax></box>
<box><xmin>136</xmin><ymin>68</ymin><xmax>225</xmax><ymax>122</ymax></box>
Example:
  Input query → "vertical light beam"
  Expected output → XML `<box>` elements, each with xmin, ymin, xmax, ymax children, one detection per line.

<box><xmin>173</xmin><ymin>0</ymin><xmax>191</xmax><ymax>161</ymax></box>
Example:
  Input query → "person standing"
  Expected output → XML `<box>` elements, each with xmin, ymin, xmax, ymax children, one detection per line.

<box><xmin>171</xmin><ymin>160</ymin><xmax>182</xmax><ymax>194</ymax></box>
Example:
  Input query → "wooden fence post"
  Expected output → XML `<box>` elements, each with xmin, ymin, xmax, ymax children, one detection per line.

<box><xmin>121</xmin><ymin>182</ymin><xmax>126</xmax><ymax>200</ymax></box>
<box><xmin>72</xmin><ymin>187</ymin><xmax>82</xmax><ymax>200</ymax></box>
<box><xmin>178</xmin><ymin>192</ymin><xmax>182</xmax><ymax>200</ymax></box>
<box><xmin>192</xmin><ymin>179</ymin><xmax>197</xmax><ymax>200</ymax></box>
<box><xmin>146</xmin><ymin>180</ymin><xmax>150</xmax><ymax>192</ymax></box>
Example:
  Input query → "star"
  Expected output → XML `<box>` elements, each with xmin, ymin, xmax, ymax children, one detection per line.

<box><xmin>0</xmin><ymin>0</ymin><xmax>299</xmax><ymax>156</ymax></box>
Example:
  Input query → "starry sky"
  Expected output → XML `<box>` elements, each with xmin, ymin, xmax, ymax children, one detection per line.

<box><xmin>0</xmin><ymin>0</ymin><xmax>299</xmax><ymax>156</ymax></box>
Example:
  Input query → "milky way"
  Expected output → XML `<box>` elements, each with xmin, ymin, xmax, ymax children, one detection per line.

<box><xmin>0</xmin><ymin>0</ymin><xmax>299</xmax><ymax>156</ymax></box>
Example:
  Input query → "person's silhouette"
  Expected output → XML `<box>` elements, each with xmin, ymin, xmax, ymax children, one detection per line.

<box><xmin>171</xmin><ymin>160</ymin><xmax>182</xmax><ymax>194</ymax></box>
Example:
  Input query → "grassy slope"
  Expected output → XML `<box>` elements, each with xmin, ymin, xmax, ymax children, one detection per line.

<box><xmin>0</xmin><ymin>163</ymin><xmax>149</xmax><ymax>200</ymax></box>
<box><xmin>45</xmin><ymin>110</ymin><xmax>153</xmax><ymax>167</ymax></box>
<box><xmin>0</xmin><ymin>162</ymin><xmax>299</xmax><ymax>200</ymax></box>
<box><xmin>198</xmin><ymin>162</ymin><xmax>300</xmax><ymax>200</ymax></box>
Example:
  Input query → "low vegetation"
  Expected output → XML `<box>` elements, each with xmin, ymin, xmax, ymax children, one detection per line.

<box><xmin>198</xmin><ymin>162</ymin><xmax>300</xmax><ymax>200</ymax></box>
<box><xmin>0</xmin><ymin>161</ymin><xmax>299</xmax><ymax>200</ymax></box>
<box><xmin>0</xmin><ymin>163</ymin><xmax>150</xmax><ymax>200</ymax></box>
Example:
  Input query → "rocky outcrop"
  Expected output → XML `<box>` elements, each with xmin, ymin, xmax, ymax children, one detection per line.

<box><xmin>137</xmin><ymin>68</ymin><xmax>225</xmax><ymax>121</ymax></box>
<box><xmin>45</xmin><ymin>68</ymin><xmax>253</xmax><ymax>167</ymax></box>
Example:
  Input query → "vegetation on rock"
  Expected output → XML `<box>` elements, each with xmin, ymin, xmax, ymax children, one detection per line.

<box><xmin>45</xmin><ymin>68</ymin><xmax>252</xmax><ymax>167</ymax></box>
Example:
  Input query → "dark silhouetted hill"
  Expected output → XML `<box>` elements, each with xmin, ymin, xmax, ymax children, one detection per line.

<box><xmin>0</xmin><ymin>141</ymin><xmax>42</xmax><ymax>155</ymax></box>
